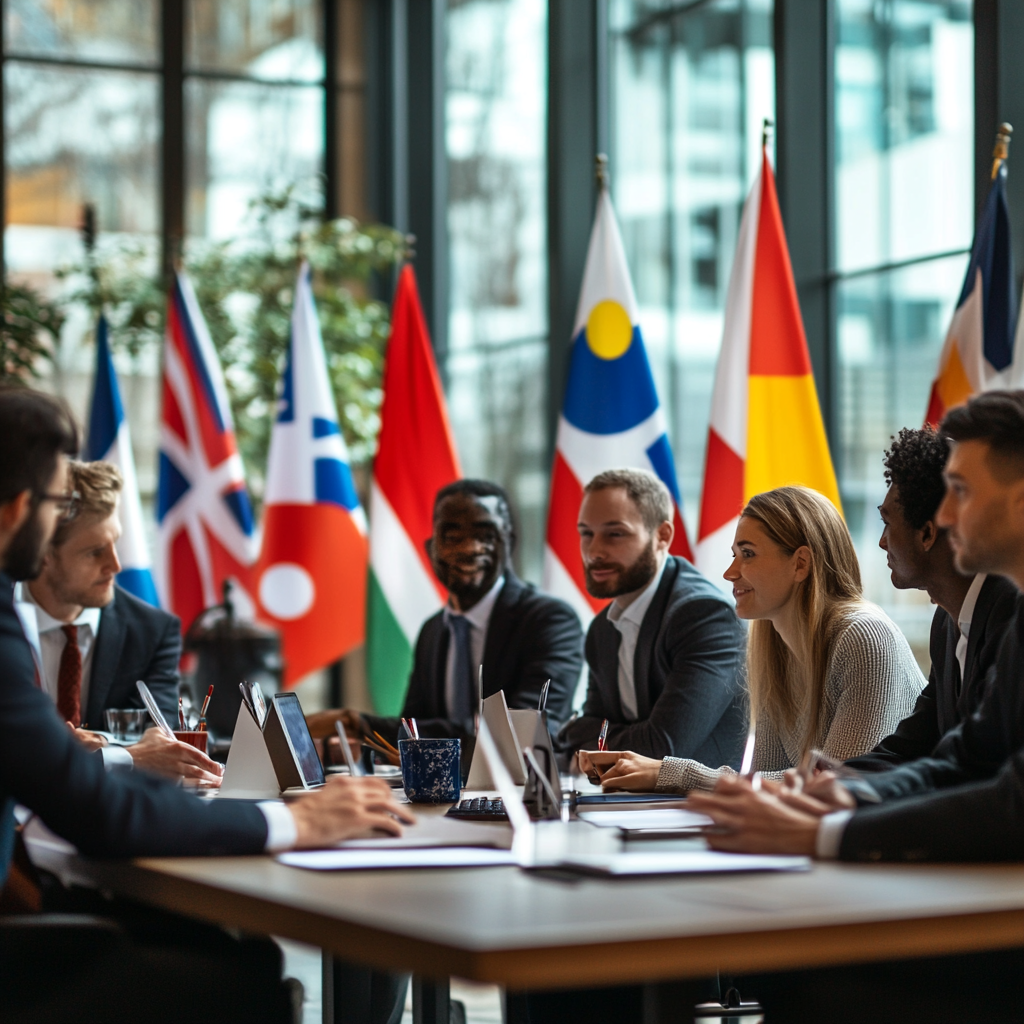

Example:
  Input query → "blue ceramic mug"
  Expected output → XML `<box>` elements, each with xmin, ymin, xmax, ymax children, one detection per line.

<box><xmin>398</xmin><ymin>738</ymin><xmax>461</xmax><ymax>803</ymax></box>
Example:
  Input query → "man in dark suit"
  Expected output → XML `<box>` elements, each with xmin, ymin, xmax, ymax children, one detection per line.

<box><xmin>309</xmin><ymin>479</ymin><xmax>584</xmax><ymax>746</ymax></box>
<box><xmin>847</xmin><ymin>426</ymin><xmax>1018</xmax><ymax>772</ymax></box>
<box><xmin>14</xmin><ymin>458</ymin><xmax>222</xmax><ymax>784</ymax></box>
<box><xmin>0</xmin><ymin>387</ymin><xmax>413</xmax><ymax>1022</ymax></box>
<box><xmin>556</xmin><ymin>468</ymin><xmax>746</xmax><ymax>762</ymax></box>
<box><xmin>687</xmin><ymin>391</ymin><xmax>1024</xmax><ymax>1022</ymax></box>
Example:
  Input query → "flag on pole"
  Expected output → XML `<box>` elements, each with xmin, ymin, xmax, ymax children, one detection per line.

<box><xmin>156</xmin><ymin>271</ymin><xmax>257</xmax><ymax>631</ymax></box>
<box><xmin>543</xmin><ymin>184</ymin><xmax>693</xmax><ymax>629</ymax></box>
<box><xmin>256</xmin><ymin>262</ymin><xmax>368</xmax><ymax>687</ymax></box>
<box><xmin>367</xmin><ymin>265</ymin><xmax>460</xmax><ymax>714</ymax></box>
<box><xmin>925</xmin><ymin>147</ymin><xmax>1017</xmax><ymax>425</ymax></box>
<box><xmin>695</xmin><ymin>145</ymin><xmax>841</xmax><ymax>582</ymax></box>
<box><xmin>85</xmin><ymin>315</ymin><xmax>159</xmax><ymax>606</ymax></box>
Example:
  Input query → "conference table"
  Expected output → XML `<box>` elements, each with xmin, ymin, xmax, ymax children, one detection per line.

<box><xmin>26</xmin><ymin>809</ymin><xmax>1024</xmax><ymax>1024</ymax></box>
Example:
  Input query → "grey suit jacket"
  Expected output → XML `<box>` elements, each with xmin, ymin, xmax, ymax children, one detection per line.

<box><xmin>556</xmin><ymin>556</ymin><xmax>747</xmax><ymax>763</ymax></box>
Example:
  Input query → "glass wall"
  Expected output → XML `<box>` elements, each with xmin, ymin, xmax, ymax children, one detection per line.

<box><xmin>445</xmin><ymin>0</ymin><xmax>548</xmax><ymax>582</ymax></box>
<box><xmin>608</xmin><ymin>0</ymin><xmax>775</xmax><ymax>537</ymax></box>
<box><xmin>834</xmin><ymin>0</ymin><xmax>973</xmax><ymax>658</ymax></box>
<box><xmin>185</xmin><ymin>0</ymin><xmax>325</xmax><ymax>241</ymax></box>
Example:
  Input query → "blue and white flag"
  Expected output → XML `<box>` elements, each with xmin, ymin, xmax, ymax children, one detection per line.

<box><xmin>85</xmin><ymin>316</ymin><xmax>160</xmax><ymax>606</ymax></box>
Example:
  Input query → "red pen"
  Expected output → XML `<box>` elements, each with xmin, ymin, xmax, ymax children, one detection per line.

<box><xmin>198</xmin><ymin>685</ymin><xmax>213</xmax><ymax>732</ymax></box>
<box><xmin>597</xmin><ymin>718</ymin><xmax>609</xmax><ymax>752</ymax></box>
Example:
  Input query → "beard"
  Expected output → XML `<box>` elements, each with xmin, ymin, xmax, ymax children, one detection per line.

<box><xmin>4</xmin><ymin>508</ymin><xmax>47</xmax><ymax>582</ymax></box>
<box><xmin>585</xmin><ymin>540</ymin><xmax>660</xmax><ymax>599</ymax></box>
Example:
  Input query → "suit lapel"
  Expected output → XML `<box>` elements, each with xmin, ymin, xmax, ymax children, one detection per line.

<box><xmin>593</xmin><ymin>612</ymin><xmax>624</xmax><ymax>721</ymax></box>
<box><xmin>85</xmin><ymin>597</ymin><xmax>125</xmax><ymax>729</ymax></box>
<box><xmin>481</xmin><ymin>573</ymin><xmax>520</xmax><ymax>699</ymax></box>
<box><xmin>631</xmin><ymin>558</ymin><xmax>678</xmax><ymax>721</ymax></box>
<box><xmin>938</xmin><ymin>615</ymin><xmax>960</xmax><ymax>735</ymax></box>
<box><xmin>962</xmin><ymin>576</ymin><xmax>996</xmax><ymax>690</ymax></box>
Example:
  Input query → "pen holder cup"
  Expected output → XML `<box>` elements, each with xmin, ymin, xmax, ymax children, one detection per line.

<box><xmin>398</xmin><ymin>738</ymin><xmax>461</xmax><ymax>803</ymax></box>
<box><xmin>174</xmin><ymin>730</ymin><xmax>209</xmax><ymax>754</ymax></box>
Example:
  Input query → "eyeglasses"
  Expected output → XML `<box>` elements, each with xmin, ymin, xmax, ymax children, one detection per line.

<box><xmin>38</xmin><ymin>490</ymin><xmax>81</xmax><ymax>517</ymax></box>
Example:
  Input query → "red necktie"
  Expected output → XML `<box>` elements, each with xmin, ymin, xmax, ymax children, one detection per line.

<box><xmin>57</xmin><ymin>624</ymin><xmax>82</xmax><ymax>728</ymax></box>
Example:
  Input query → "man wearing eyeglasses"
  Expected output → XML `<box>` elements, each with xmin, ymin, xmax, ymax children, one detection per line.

<box><xmin>13</xmin><ymin>459</ymin><xmax>223</xmax><ymax>785</ymax></box>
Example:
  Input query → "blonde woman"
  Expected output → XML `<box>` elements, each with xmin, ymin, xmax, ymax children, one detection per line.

<box><xmin>580</xmin><ymin>486</ymin><xmax>925</xmax><ymax>793</ymax></box>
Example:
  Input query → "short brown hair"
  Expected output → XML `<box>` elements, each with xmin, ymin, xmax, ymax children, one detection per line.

<box><xmin>583</xmin><ymin>468</ymin><xmax>673</xmax><ymax>532</ymax></box>
<box><xmin>941</xmin><ymin>390</ymin><xmax>1024</xmax><ymax>480</ymax></box>
<box><xmin>52</xmin><ymin>460</ymin><xmax>123</xmax><ymax>547</ymax></box>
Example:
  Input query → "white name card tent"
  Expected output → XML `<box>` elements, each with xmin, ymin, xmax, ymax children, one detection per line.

<box><xmin>464</xmin><ymin>692</ymin><xmax>561</xmax><ymax>812</ymax></box>
<box><xmin>220</xmin><ymin>703</ymin><xmax>280</xmax><ymax>798</ymax></box>
<box><xmin>219</xmin><ymin>692</ymin><xmax>325</xmax><ymax>799</ymax></box>
<box><xmin>466</xmin><ymin>691</ymin><xmax>527</xmax><ymax>789</ymax></box>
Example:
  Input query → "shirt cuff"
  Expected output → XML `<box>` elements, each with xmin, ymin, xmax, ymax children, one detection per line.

<box><xmin>258</xmin><ymin>801</ymin><xmax>298</xmax><ymax>853</ymax></box>
<box><xmin>101</xmin><ymin>745</ymin><xmax>134</xmax><ymax>770</ymax></box>
<box><xmin>815</xmin><ymin>810</ymin><xmax>854</xmax><ymax>859</ymax></box>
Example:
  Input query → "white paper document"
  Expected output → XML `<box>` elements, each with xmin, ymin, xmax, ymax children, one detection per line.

<box><xmin>553</xmin><ymin>851</ymin><xmax>811</xmax><ymax>877</ymax></box>
<box><xmin>578</xmin><ymin>809</ymin><xmax>714</xmax><ymax>831</ymax></box>
<box><xmin>339</xmin><ymin>815</ymin><xmax>512</xmax><ymax>850</ymax></box>
<box><xmin>277</xmin><ymin>848</ymin><xmax>517</xmax><ymax>871</ymax></box>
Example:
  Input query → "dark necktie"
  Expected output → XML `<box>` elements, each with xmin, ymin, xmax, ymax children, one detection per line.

<box><xmin>448</xmin><ymin>614</ymin><xmax>475</xmax><ymax>729</ymax></box>
<box><xmin>57</xmin><ymin>624</ymin><xmax>82</xmax><ymax>728</ymax></box>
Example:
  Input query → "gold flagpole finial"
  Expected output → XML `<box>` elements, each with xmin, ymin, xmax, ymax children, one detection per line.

<box><xmin>595</xmin><ymin>153</ymin><xmax>610</xmax><ymax>192</ymax></box>
<box><xmin>762</xmin><ymin>117</ymin><xmax>774</xmax><ymax>149</ymax></box>
<box><xmin>991</xmin><ymin>123</ymin><xmax>1013</xmax><ymax>179</ymax></box>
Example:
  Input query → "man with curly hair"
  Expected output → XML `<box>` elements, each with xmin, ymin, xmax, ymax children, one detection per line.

<box><xmin>843</xmin><ymin>426</ymin><xmax>1018</xmax><ymax>771</ymax></box>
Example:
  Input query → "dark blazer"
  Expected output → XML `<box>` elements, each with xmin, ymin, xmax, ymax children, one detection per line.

<box><xmin>82</xmin><ymin>585</ymin><xmax>182</xmax><ymax>729</ymax></box>
<box><xmin>556</xmin><ymin>556</ymin><xmax>747</xmax><ymax>764</ymax></box>
<box><xmin>839</xmin><ymin>590</ymin><xmax>1024</xmax><ymax>862</ymax></box>
<box><xmin>845</xmin><ymin>574</ymin><xmax>1019</xmax><ymax>772</ymax></box>
<box><xmin>0</xmin><ymin>575</ymin><xmax>267</xmax><ymax>889</ymax></box>
<box><xmin>362</xmin><ymin>571</ymin><xmax>584</xmax><ymax>743</ymax></box>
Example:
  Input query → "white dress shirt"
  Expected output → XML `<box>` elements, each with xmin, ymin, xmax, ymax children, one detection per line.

<box><xmin>606</xmin><ymin>556</ymin><xmax>668</xmax><ymax>721</ymax></box>
<box><xmin>443</xmin><ymin>575</ymin><xmax>505</xmax><ymax>715</ymax></box>
<box><xmin>955</xmin><ymin>573</ymin><xmax>986</xmax><ymax>682</ymax></box>
<box><xmin>816</xmin><ymin>575</ymin><xmax>989</xmax><ymax>860</ymax></box>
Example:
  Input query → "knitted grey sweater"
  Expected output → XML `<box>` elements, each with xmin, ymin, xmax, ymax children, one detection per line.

<box><xmin>656</xmin><ymin>604</ymin><xmax>926</xmax><ymax>793</ymax></box>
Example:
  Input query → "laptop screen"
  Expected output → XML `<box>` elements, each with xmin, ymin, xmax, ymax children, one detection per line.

<box><xmin>273</xmin><ymin>692</ymin><xmax>325</xmax><ymax>788</ymax></box>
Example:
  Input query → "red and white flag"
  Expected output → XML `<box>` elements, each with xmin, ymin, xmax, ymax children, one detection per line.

<box><xmin>255</xmin><ymin>263</ymin><xmax>369</xmax><ymax>686</ymax></box>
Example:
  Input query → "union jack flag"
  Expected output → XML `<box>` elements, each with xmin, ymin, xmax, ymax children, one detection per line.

<box><xmin>156</xmin><ymin>271</ymin><xmax>257</xmax><ymax>631</ymax></box>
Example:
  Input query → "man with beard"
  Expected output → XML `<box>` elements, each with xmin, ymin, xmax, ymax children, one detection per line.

<box><xmin>0</xmin><ymin>387</ymin><xmax>414</xmax><ymax>1022</ymax></box>
<box><xmin>13</xmin><ymin>458</ymin><xmax>224</xmax><ymax>784</ymax></box>
<box><xmin>555</xmin><ymin>468</ymin><xmax>746</xmax><ymax>761</ymax></box>
<box><xmin>847</xmin><ymin>426</ymin><xmax>1018</xmax><ymax>772</ymax></box>
<box><xmin>309</xmin><ymin>479</ymin><xmax>584</xmax><ymax>746</ymax></box>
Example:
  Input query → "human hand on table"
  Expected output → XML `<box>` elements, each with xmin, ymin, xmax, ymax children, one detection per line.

<box><xmin>288</xmin><ymin>776</ymin><xmax>415</xmax><ymax>849</ymax></box>
<box><xmin>305</xmin><ymin>708</ymin><xmax>365</xmax><ymax>742</ymax></box>
<box><xmin>127</xmin><ymin>727</ymin><xmax>225</xmax><ymax>787</ymax></box>
<box><xmin>577</xmin><ymin>749</ymin><xmax>662</xmax><ymax>791</ymax></box>
<box><xmin>68</xmin><ymin>723</ymin><xmax>108</xmax><ymax>751</ymax></box>
<box><xmin>686</xmin><ymin>774</ymin><xmax>834</xmax><ymax>856</ymax></box>
<box><xmin>780</xmin><ymin>769</ymin><xmax>857</xmax><ymax>811</ymax></box>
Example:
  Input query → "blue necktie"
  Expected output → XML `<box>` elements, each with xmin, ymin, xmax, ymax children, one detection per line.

<box><xmin>448</xmin><ymin>614</ymin><xmax>475</xmax><ymax>729</ymax></box>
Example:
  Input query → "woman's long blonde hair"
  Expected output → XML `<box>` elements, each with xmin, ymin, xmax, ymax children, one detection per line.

<box><xmin>742</xmin><ymin>486</ymin><xmax>863</xmax><ymax>756</ymax></box>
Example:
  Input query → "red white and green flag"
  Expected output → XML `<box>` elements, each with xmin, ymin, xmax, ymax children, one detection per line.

<box><xmin>367</xmin><ymin>265</ymin><xmax>461</xmax><ymax>714</ymax></box>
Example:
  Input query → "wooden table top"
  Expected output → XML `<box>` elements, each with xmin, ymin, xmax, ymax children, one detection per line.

<box><xmin>30</xmin><ymin>819</ymin><xmax>1024</xmax><ymax>990</ymax></box>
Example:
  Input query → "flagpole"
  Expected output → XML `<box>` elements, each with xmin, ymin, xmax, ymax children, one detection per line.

<box><xmin>595</xmin><ymin>153</ymin><xmax>609</xmax><ymax>193</ymax></box>
<box><xmin>991</xmin><ymin>123</ymin><xmax>1013</xmax><ymax>180</ymax></box>
<box><xmin>762</xmin><ymin>117</ymin><xmax>774</xmax><ymax>151</ymax></box>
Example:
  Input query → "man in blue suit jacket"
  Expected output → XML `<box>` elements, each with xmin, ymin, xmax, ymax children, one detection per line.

<box><xmin>0</xmin><ymin>387</ymin><xmax>412</xmax><ymax>1022</ymax></box>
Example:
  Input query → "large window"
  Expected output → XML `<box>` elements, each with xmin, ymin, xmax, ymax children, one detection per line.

<box><xmin>445</xmin><ymin>0</ymin><xmax>548</xmax><ymax>582</ymax></box>
<box><xmin>609</xmin><ymin>0</ymin><xmax>774</xmax><ymax>536</ymax></box>
<box><xmin>834</xmin><ymin>0</ymin><xmax>973</xmax><ymax>658</ymax></box>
